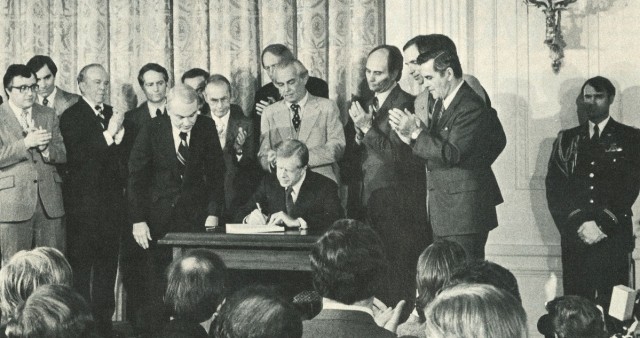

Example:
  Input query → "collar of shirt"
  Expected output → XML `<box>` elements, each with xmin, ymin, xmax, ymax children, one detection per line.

<box><xmin>289</xmin><ymin>92</ymin><xmax>309</xmax><ymax>116</ymax></box>
<box><xmin>147</xmin><ymin>100</ymin><xmax>166</xmax><ymax>118</ymax></box>
<box><xmin>322</xmin><ymin>298</ymin><xmax>374</xmax><ymax>318</ymax></box>
<box><xmin>8</xmin><ymin>100</ymin><xmax>32</xmax><ymax>127</ymax></box>
<box><xmin>443</xmin><ymin>79</ymin><xmax>465</xmax><ymax>110</ymax></box>
<box><xmin>171</xmin><ymin>126</ymin><xmax>191</xmax><ymax>152</ymax></box>
<box><xmin>39</xmin><ymin>86</ymin><xmax>57</xmax><ymax>107</ymax></box>
<box><xmin>287</xmin><ymin>169</ymin><xmax>307</xmax><ymax>203</ymax></box>
<box><xmin>375</xmin><ymin>82</ymin><xmax>397</xmax><ymax>108</ymax></box>
<box><xmin>82</xmin><ymin>96</ymin><xmax>104</xmax><ymax>116</ymax></box>
<box><xmin>211</xmin><ymin>110</ymin><xmax>231</xmax><ymax>131</ymax></box>
<box><xmin>588</xmin><ymin>115</ymin><xmax>610</xmax><ymax>138</ymax></box>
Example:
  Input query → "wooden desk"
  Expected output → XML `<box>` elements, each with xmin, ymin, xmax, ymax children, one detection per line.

<box><xmin>158</xmin><ymin>230</ymin><xmax>321</xmax><ymax>271</ymax></box>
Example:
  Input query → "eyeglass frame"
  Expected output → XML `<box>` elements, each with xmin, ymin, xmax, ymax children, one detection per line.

<box><xmin>7</xmin><ymin>84</ymin><xmax>39</xmax><ymax>93</ymax></box>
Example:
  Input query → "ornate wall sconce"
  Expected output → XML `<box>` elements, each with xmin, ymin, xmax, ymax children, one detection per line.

<box><xmin>525</xmin><ymin>0</ymin><xmax>577</xmax><ymax>73</ymax></box>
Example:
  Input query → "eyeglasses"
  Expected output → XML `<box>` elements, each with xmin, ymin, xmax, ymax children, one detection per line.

<box><xmin>8</xmin><ymin>84</ymin><xmax>39</xmax><ymax>93</ymax></box>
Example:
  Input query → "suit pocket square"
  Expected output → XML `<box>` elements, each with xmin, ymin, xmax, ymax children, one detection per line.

<box><xmin>0</xmin><ymin>176</ymin><xmax>15</xmax><ymax>191</ymax></box>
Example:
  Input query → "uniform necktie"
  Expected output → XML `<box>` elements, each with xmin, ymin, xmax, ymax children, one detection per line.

<box><xmin>592</xmin><ymin>124</ymin><xmax>600</xmax><ymax>143</ymax></box>
<box><xmin>285</xmin><ymin>187</ymin><xmax>294</xmax><ymax>216</ymax></box>
<box><xmin>155</xmin><ymin>108</ymin><xmax>163</xmax><ymax>117</ymax></box>
<box><xmin>42</xmin><ymin>97</ymin><xmax>49</xmax><ymax>107</ymax></box>
<box><xmin>291</xmin><ymin>104</ymin><xmax>301</xmax><ymax>132</ymax></box>
<box><xmin>177</xmin><ymin>132</ymin><xmax>189</xmax><ymax>177</ymax></box>
<box><xmin>95</xmin><ymin>105</ymin><xmax>106</xmax><ymax>130</ymax></box>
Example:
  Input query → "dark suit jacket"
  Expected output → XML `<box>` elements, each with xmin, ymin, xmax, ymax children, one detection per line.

<box><xmin>125</xmin><ymin>102</ymin><xmax>154</xmax><ymax>139</ymax></box>
<box><xmin>60</xmin><ymin>98</ymin><xmax>130</xmax><ymax>218</ymax></box>
<box><xmin>412</xmin><ymin>81</ymin><xmax>504</xmax><ymax>236</ymax></box>
<box><xmin>546</xmin><ymin>118</ymin><xmax>640</xmax><ymax>250</ymax></box>
<box><xmin>52</xmin><ymin>87</ymin><xmax>80</xmax><ymax>116</ymax></box>
<box><xmin>352</xmin><ymin>84</ymin><xmax>420</xmax><ymax>206</ymax></box>
<box><xmin>128</xmin><ymin>115</ymin><xmax>225</xmax><ymax>237</ymax></box>
<box><xmin>156</xmin><ymin>319</ymin><xmax>207</xmax><ymax>338</ymax></box>
<box><xmin>219</xmin><ymin>105</ymin><xmax>257</xmax><ymax>219</ymax></box>
<box><xmin>302</xmin><ymin>309</ymin><xmax>396</xmax><ymax>338</ymax></box>
<box><xmin>235</xmin><ymin>169</ymin><xmax>342</xmax><ymax>232</ymax></box>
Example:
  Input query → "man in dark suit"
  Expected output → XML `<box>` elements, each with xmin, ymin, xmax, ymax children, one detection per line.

<box><xmin>546</xmin><ymin>76</ymin><xmax>640</xmax><ymax>312</ymax></box>
<box><xmin>125</xmin><ymin>63</ymin><xmax>169</xmax><ymax>138</ymax></box>
<box><xmin>59</xmin><ymin>63</ymin><xmax>129</xmax><ymax>334</ymax></box>
<box><xmin>0</xmin><ymin>64</ymin><xmax>66</xmax><ymax>263</ymax></box>
<box><xmin>236</xmin><ymin>139</ymin><xmax>342</xmax><ymax>231</ymax></box>
<box><xmin>347</xmin><ymin>45</ymin><xmax>427</xmax><ymax>316</ymax></box>
<box><xmin>127</xmin><ymin>84</ymin><xmax>225</xmax><ymax>330</ymax></box>
<box><xmin>390</xmin><ymin>48</ymin><xmax>505</xmax><ymax>261</ymax></box>
<box><xmin>254</xmin><ymin>44</ymin><xmax>329</xmax><ymax>143</ymax></box>
<box><xmin>26</xmin><ymin>55</ymin><xmax>80</xmax><ymax>116</ymax></box>
<box><xmin>203</xmin><ymin>74</ymin><xmax>257</xmax><ymax>222</ymax></box>
<box><xmin>181</xmin><ymin>68</ymin><xmax>210</xmax><ymax>117</ymax></box>
<box><xmin>303</xmin><ymin>219</ymin><xmax>403</xmax><ymax>338</ymax></box>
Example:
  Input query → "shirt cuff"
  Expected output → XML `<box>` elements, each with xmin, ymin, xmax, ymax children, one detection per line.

<box><xmin>103</xmin><ymin>131</ymin><xmax>115</xmax><ymax>146</ymax></box>
<box><xmin>41</xmin><ymin>148</ymin><xmax>50</xmax><ymax>160</ymax></box>
<box><xmin>297</xmin><ymin>218</ymin><xmax>308</xmax><ymax>230</ymax></box>
<box><xmin>398</xmin><ymin>133</ymin><xmax>411</xmax><ymax>144</ymax></box>
<box><xmin>410</xmin><ymin>127</ymin><xmax>423</xmax><ymax>140</ymax></box>
<box><xmin>114</xmin><ymin>128</ymin><xmax>125</xmax><ymax>145</ymax></box>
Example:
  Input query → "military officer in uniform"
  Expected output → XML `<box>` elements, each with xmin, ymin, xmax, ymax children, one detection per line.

<box><xmin>546</xmin><ymin>76</ymin><xmax>640</xmax><ymax>312</ymax></box>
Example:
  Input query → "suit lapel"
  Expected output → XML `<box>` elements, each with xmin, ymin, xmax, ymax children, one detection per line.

<box><xmin>225</xmin><ymin>110</ymin><xmax>240</xmax><ymax>151</ymax></box>
<box><xmin>438</xmin><ymin>82</ymin><xmax>472</xmax><ymax>128</ymax></box>
<box><xmin>158</xmin><ymin>117</ymin><xmax>179</xmax><ymax>172</ymax></box>
<box><xmin>297</xmin><ymin>95</ymin><xmax>321</xmax><ymax>143</ymax></box>
<box><xmin>0</xmin><ymin>104</ymin><xmax>25</xmax><ymax>140</ymax></box>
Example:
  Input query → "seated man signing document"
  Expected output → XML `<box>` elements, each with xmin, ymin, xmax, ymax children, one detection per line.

<box><xmin>235</xmin><ymin>139</ymin><xmax>342</xmax><ymax>231</ymax></box>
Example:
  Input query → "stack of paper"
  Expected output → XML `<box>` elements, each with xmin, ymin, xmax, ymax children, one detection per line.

<box><xmin>226</xmin><ymin>223</ymin><xmax>285</xmax><ymax>234</ymax></box>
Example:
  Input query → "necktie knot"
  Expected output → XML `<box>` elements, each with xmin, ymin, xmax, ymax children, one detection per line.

<box><xmin>592</xmin><ymin>124</ymin><xmax>600</xmax><ymax>143</ymax></box>
<box><xmin>291</xmin><ymin>104</ymin><xmax>301</xmax><ymax>132</ymax></box>
<box><xmin>179</xmin><ymin>132</ymin><xmax>188</xmax><ymax>142</ymax></box>
<box><xmin>42</xmin><ymin>97</ymin><xmax>49</xmax><ymax>107</ymax></box>
<box><xmin>155</xmin><ymin>108</ymin><xmax>163</xmax><ymax>117</ymax></box>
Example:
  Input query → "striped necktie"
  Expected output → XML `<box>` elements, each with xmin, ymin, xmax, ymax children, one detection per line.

<box><xmin>177</xmin><ymin>132</ymin><xmax>189</xmax><ymax>177</ymax></box>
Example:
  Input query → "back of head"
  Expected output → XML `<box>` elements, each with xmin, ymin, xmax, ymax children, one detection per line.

<box><xmin>0</xmin><ymin>247</ymin><xmax>72</xmax><ymax>320</ymax></box>
<box><xmin>181</xmin><ymin>68</ymin><xmax>210</xmax><ymax>83</ymax></box>
<box><xmin>164</xmin><ymin>249</ymin><xmax>226</xmax><ymax>323</ymax></box>
<box><xmin>415</xmin><ymin>239</ymin><xmax>467</xmax><ymax>319</ymax></box>
<box><xmin>214</xmin><ymin>286</ymin><xmax>302</xmax><ymax>338</ymax></box>
<box><xmin>310</xmin><ymin>219</ymin><xmax>387</xmax><ymax>304</ymax></box>
<box><xmin>5</xmin><ymin>284</ymin><xmax>98</xmax><ymax>338</ymax></box>
<box><xmin>447</xmin><ymin>260</ymin><xmax>521</xmax><ymax>303</ymax></box>
<box><xmin>424</xmin><ymin>283</ymin><xmax>528</xmax><ymax>338</ymax></box>
<box><xmin>538</xmin><ymin>295</ymin><xmax>606</xmax><ymax>338</ymax></box>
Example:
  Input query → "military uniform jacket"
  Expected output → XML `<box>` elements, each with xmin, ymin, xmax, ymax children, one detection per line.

<box><xmin>546</xmin><ymin>118</ymin><xmax>640</xmax><ymax>250</ymax></box>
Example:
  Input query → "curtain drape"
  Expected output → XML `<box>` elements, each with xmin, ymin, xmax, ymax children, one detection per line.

<box><xmin>0</xmin><ymin>0</ymin><xmax>384</xmax><ymax>119</ymax></box>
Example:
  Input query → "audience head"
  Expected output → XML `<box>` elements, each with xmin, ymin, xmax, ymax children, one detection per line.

<box><xmin>537</xmin><ymin>295</ymin><xmax>607</xmax><ymax>338</ymax></box>
<box><xmin>5</xmin><ymin>284</ymin><xmax>98</xmax><ymax>338</ymax></box>
<box><xmin>181</xmin><ymin>68</ymin><xmax>209</xmax><ymax>95</ymax></box>
<box><xmin>403</xmin><ymin>35</ymin><xmax>457</xmax><ymax>85</ymax></box>
<box><xmin>417</xmin><ymin>49</ymin><xmax>463</xmax><ymax>100</ymax></box>
<box><xmin>3</xmin><ymin>64</ymin><xmax>37</xmax><ymax>109</ymax></box>
<box><xmin>0</xmin><ymin>247</ymin><xmax>73</xmax><ymax>322</ymax></box>
<box><xmin>580</xmin><ymin>76</ymin><xmax>615</xmax><ymax>123</ymax></box>
<box><xmin>26</xmin><ymin>55</ymin><xmax>58</xmax><ymax>99</ymax></box>
<box><xmin>261</xmin><ymin>44</ymin><xmax>296</xmax><ymax>81</ymax></box>
<box><xmin>204</xmin><ymin>74</ymin><xmax>232</xmax><ymax>118</ymax></box>
<box><xmin>415</xmin><ymin>239</ymin><xmax>467</xmax><ymax>320</ymax></box>
<box><xmin>166</xmin><ymin>84</ymin><xmax>199</xmax><ymax>133</ymax></box>
<box><xmin>310</xmin><ymin>219</ymin><xmax>387</xmax><ymax>305</ymax></box>
<box><xmin>214</xmin><ymin>286</ymin><xmax>302</xmax><ymax>338</ymax></box>
<box><xmin>77</xmin><ymin>63</ymin><xmax>109</xmax><ymax>105</ymax></box>
<box><xmin>425</xmin><ymin>283</ymin><xmax>527</xmax><ymax>338</ymax></box>
<box><xmin>164</xmin><ymin>249</ymin><xmax>226</xmax><ymax>323</ymax></box>
<box><xmin>137</xmin><ymin>63</ymin><xmax>169</xmax><ymax>104</ymax></box>
<box><xmin>366</xmin><ymin>45</ymin><xmax>403</xmax><ymax>93</ymax></box>
<box><xmin>272</xmin><ymin>59</ymin><xmax>309</xmax><ymax>104</ymax></box>
<box><xmin>447</xmin><ymin>259</ymin><xmax>521</xmax><ymax>303</ymax></box>
<box><xmin>275</xmin><ymin>139</ymin><xmax>309</xmax><ymax>189</ymax></box>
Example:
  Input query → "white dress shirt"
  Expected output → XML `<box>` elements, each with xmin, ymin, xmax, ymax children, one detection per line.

<box><xmin>82</xmin><ymin>96</ymin><xmax>124</xmax><ymax>146</ymax></box>
<box><xmin>39</xmin><ymin>86</ymin><xmax>57</xmax><ymax>108</ymax></box>
<box><xmin>589</xmin><ymin>116</ymin><xmax>610</xmax><ymax>138</ymax></box>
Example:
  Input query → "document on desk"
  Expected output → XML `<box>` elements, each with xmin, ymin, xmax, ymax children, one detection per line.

<box><xmin>226</xmin><ymin>223</ymin><xmax>285</xmax><ymax>234</ymax></box>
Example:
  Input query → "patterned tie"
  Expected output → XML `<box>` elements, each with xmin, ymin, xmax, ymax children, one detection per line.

<box><xmin>592</xmin><ymin>124</ymin><xmax>600</xmax><ymax>143</ymax></box>
<box><xmin>42</xmin><ymin>97</ymin><xmax>49</xmax><ymax>107</ymax></box>
<box><xmin>431</xmin><ymin>99</ymin><xmax>444</xmax><ymax>129</ymax></box>
<box><xmin>371</xmin><ymin>96</ymin><xmax>380</xmax><ymax>115</ymax></box>
<box><xmin>291</xmin><ymin>104</ymin><xmax>301</xmax><ymax>132</ymax></box>
<box><xmin>21</xmin><ymin>109</ymin><xmax>30</xmax><ymax>131</ymax></box>
<box><xmin>95</xmin><ymin>105</ymin><xmax>106</xmax><ymax>130</ymax></box>
<box><xmin>285</xmin><ymin>186</ymin><xmax>294</xmax><ymax>216</ymax></box>
<box><xmin>177</xmin><ymin>132</ymin><xmax>189</xmax><ymax>177</ymax></box>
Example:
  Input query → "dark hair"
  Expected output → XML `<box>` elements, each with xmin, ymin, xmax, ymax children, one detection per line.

<box><xmin>261</xmin><ymin>44</ymin><xmax>295</xmax><ymax>66</ymax></box>
<box><xmin>416</xmin><ymin>49</ymin><xmax>463</xmax><ymax>78</ymax></box>
<box><xmin>5</xmin><ymin>284</ymin><xmax>98</xmax><ymax>338</ymax></box>
<box><xmin>581</xmin><ymin>76</ymin><xmax>616</xmax><ymax>100</ymax></box>
<box><xmin>137</xmin><ymin>63</ymin><xmax>169</xmax><ymax>87</ymax></box>
<box><xmin>181</xmin><ymin>68</ymin><xmax>209</xmax><ymax>83</ymax></box>
<box><xmin>415</xmin><ymin>239</ymin><xmax>467</xmax><ymax>321</ymax></box>
<box><xmin>403</xmin><ymin>34</ymin><xmax>458</xmax><ymax>55</ymax></box>
<box><xmin>3</xmin><ymin>64</ymin><xmax>35</xmax><ymax>97</ymax></box>
<box><xmin>368</xmin><ymin>45</ymin><xmax>404</xmax><ymax>82</ymax></box>
<box><xmin>26</xmin><ymin>55</ymin><xmax>58</xmax><ymax>76</ymax></box>
<box><xmin>538</xmin><ymin>295</ymin><xmax>607</xmax><ymax>338</ymax></box>
<box><xmin>310</xmin><ymin>219</ymin><xmax>388</xmax><ymax>304</ymax></box>
<box><xmin>275</xmin><ymin>139</ymin><xmax>309</xmax><ymax>167</ymax></box>
<box><xmin>214</xmin><ymin>286</ymin><xmax>302</xmax><ymax>338</ymax></box>
<box><xmin>447</xmin><ymin>260</ymin><xmax>521</xmax><ymax>303</ymax></box>
<box><xmin>164</xmin><ymin>249</ymin><xmax>226</xmax><ymax>323</ymax></box>
<box><xmin>206</xmin><ymin>74</ymin><xmax>232</xmax><ymax>93</ymax></box>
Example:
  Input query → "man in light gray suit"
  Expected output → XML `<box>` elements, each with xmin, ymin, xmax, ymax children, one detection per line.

<box><xmin>0</xmin><ymin>64</ymin><xmax>66</xmax><ymax>263</ymax></box>
<box><xmin>26</xmin><ymin>55</ymin><xmax>80</xmax><ymax>116</ymax></box>
<box><xmin>258</xmin><ymin>59</ymin><xmax>344</xmax><ymax>184</ymax></box>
